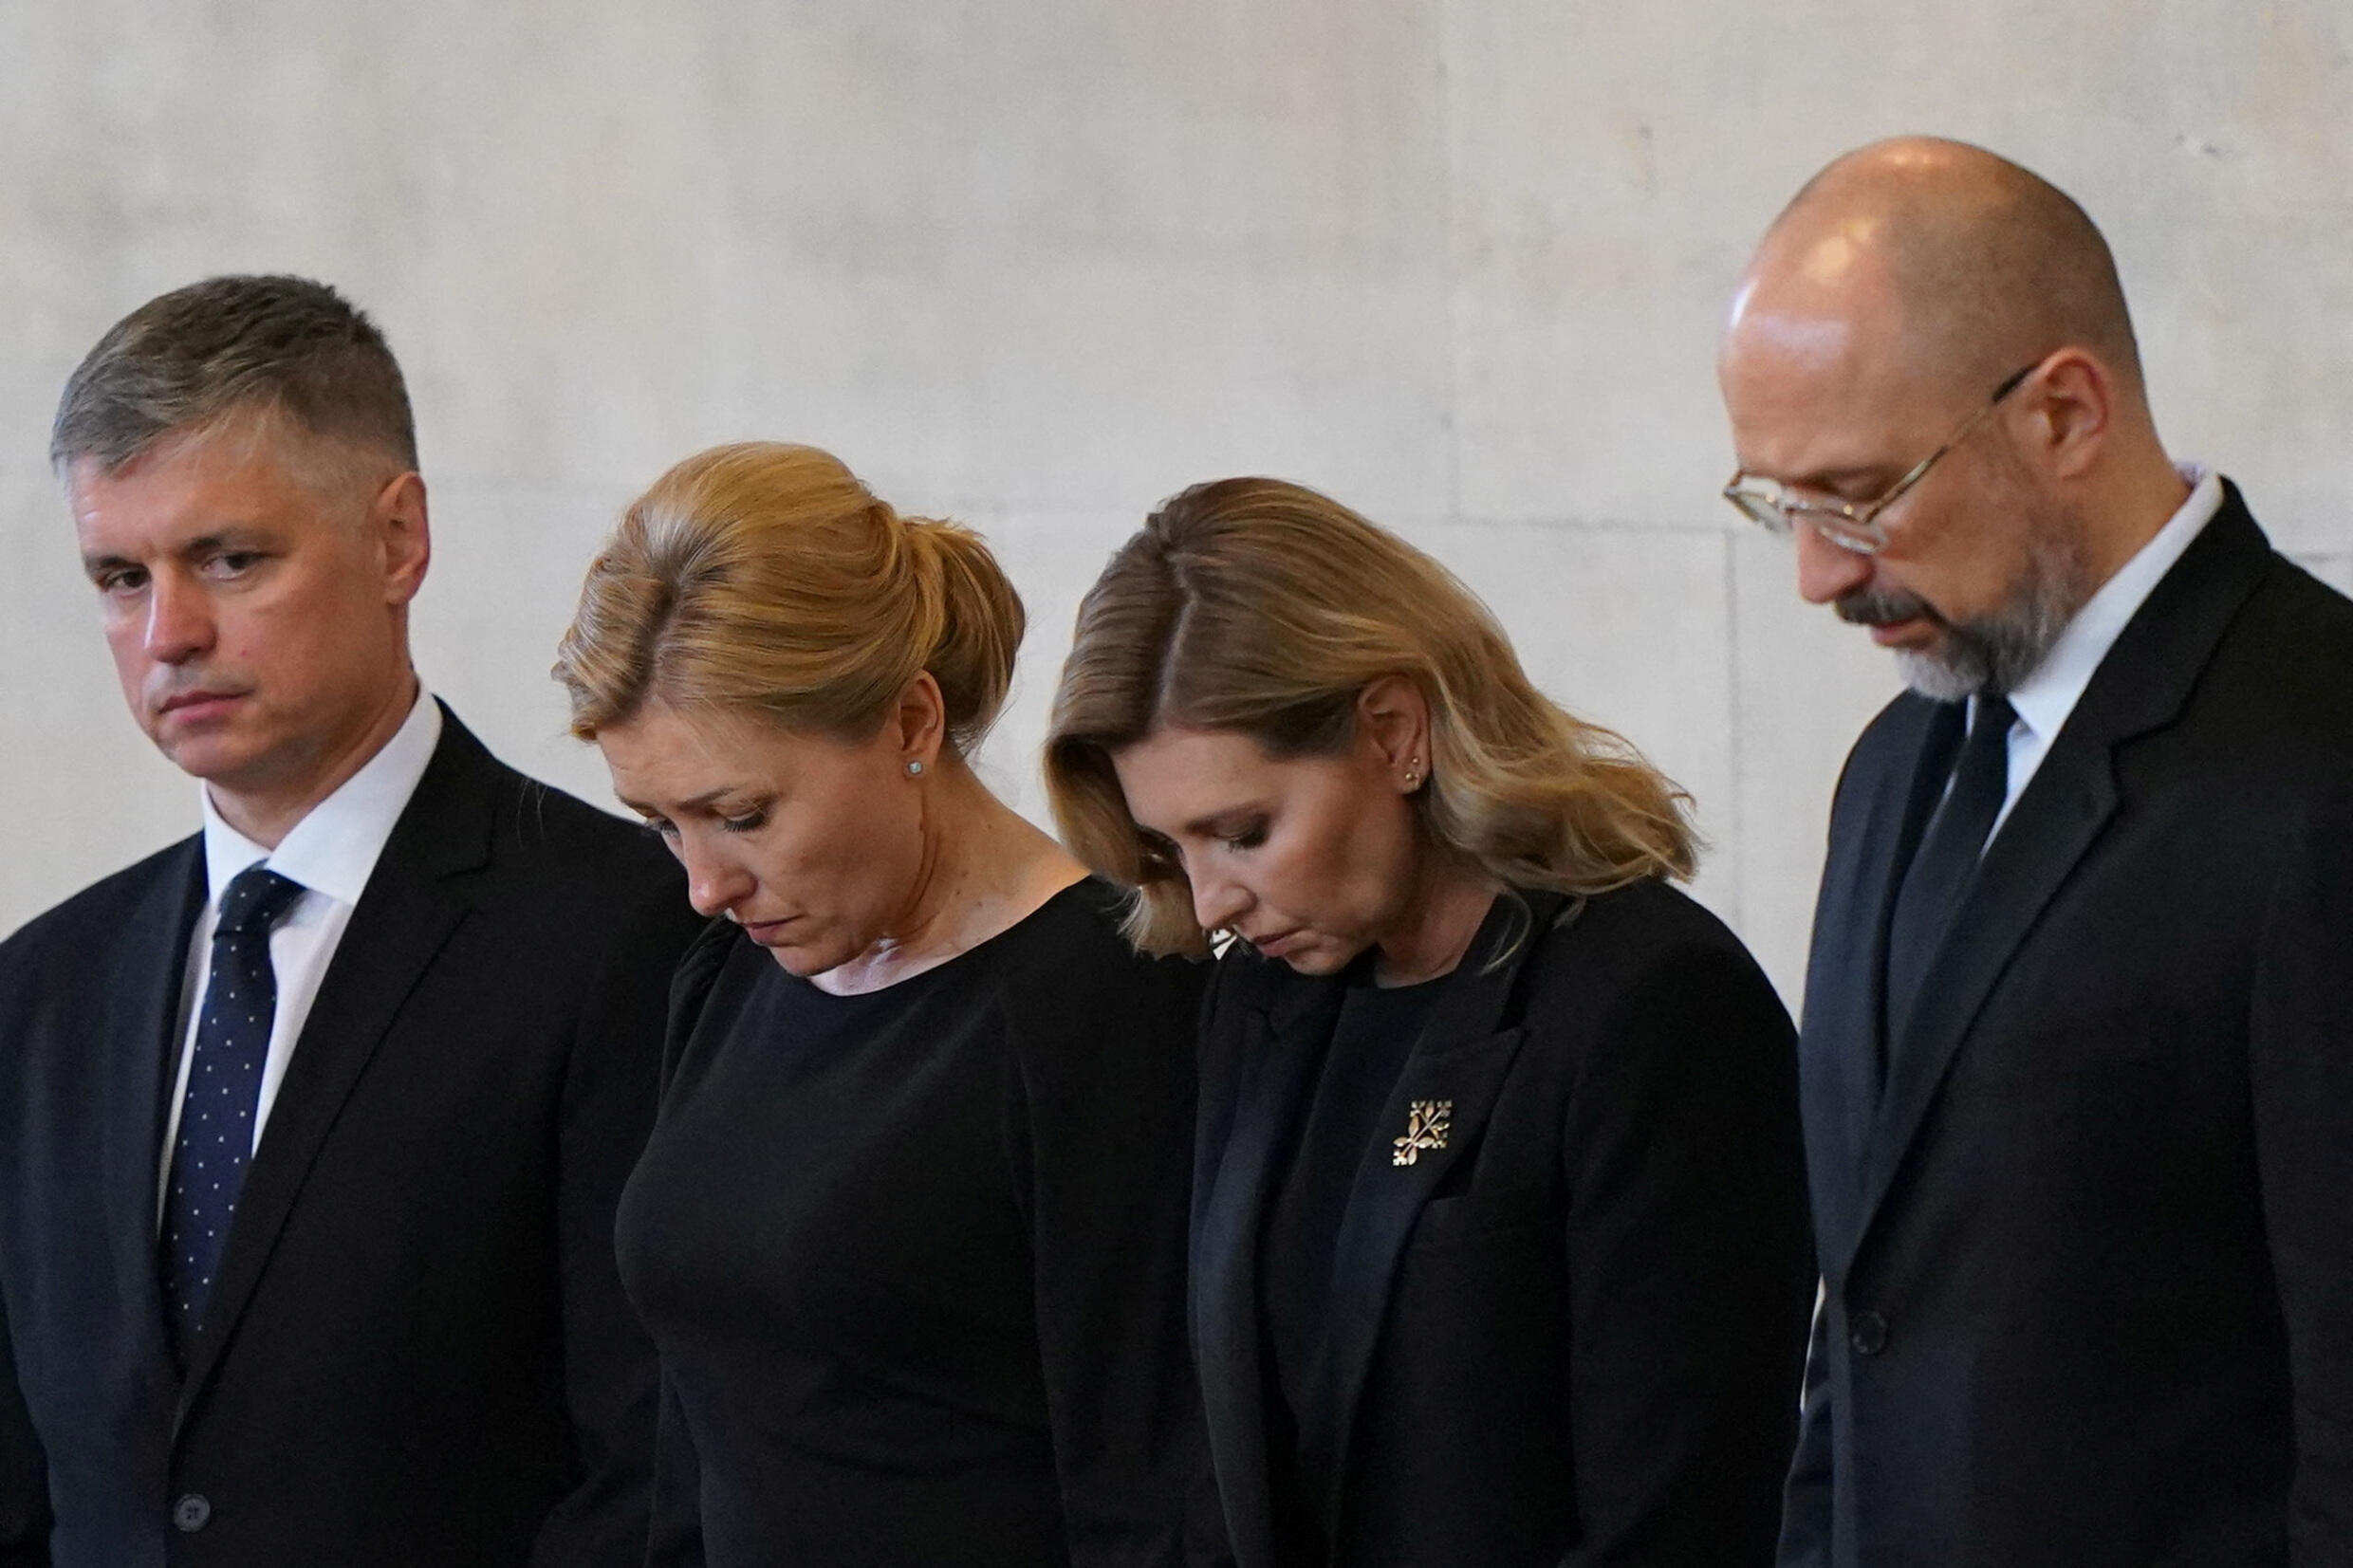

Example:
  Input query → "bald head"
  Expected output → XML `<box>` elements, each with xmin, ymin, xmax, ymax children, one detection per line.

<box><xmin>1734</xmin><ymin>138</ymin><xmax>2140</xmax><ymax>397</ymax></box>
<box><xmin>1720</xmin><ymin>138</ymin><xmax>2193</xmax><ymax>700</ymax></box>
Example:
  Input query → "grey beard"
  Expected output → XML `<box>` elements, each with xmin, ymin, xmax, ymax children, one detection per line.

<box><xmin>1842</xmin><ymin>525</ymin><xmax>2094</xmax><ymax>700</ymax></box>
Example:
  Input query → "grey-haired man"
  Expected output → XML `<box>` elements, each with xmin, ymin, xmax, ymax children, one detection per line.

<box><xmin>0</xmin><ymin>275</ymin><xmax>701</xmax><ymax>1568</ymax></box>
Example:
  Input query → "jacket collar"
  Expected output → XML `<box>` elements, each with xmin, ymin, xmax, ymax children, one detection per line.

<box><xmin>1195</xmin><ymin>888</ymin><xmax>1559</xmax><ymax>1564</ymax></box>
<box><xmin>1848</xmin><ymin>486</ymin><xmax>2274</xmax><ymax>1256</ymax></box>
<box><xmin>172</xmin><ymin>705</ymin><xmax>503</xmax><ymax>1428</ymax></box>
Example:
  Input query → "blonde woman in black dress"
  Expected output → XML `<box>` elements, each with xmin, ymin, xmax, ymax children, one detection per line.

<box><xmin>554</xmin><ymin>443</ymin><xmax>1214</xmax><ymax>1568</ymax></box>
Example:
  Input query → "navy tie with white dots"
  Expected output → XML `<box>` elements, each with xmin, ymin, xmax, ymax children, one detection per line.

<box><xmin>160</xmin><ymin>864</ymin><xmax>306</xmax><ymax>1365</ymax></box>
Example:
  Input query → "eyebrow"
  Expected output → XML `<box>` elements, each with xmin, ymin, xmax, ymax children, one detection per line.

<box><xmin>1741</xmin><ymin>462</ymin><xmax>1892</xmax><ymax>492</ymax></box>
<box><xmin>80</xmin><ymin>529</ymin><xmax>275</xmax><ymax>576</ymax></box>
<box><xmin>1176</xmin><ymin>804</ymin><xmax>1266</xmax><ymax>839</ymax></box>
<box><xmin>617</xmin><ymin>784</ymin><xmax>750</xmax><ymax>818</ymax></box>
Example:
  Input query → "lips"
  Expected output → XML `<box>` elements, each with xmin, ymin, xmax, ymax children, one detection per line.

<box><xmin>157</xmin><ymin>689</ymin><xmax>249</xmax><ymax>722</ymax></box>
<box><xmin>1246</xmin><ymin>929</ymin><xmax>1304</xmax><ymax>960</ymax></box>
<box><xmin>1869</xmin><ymin>618</ymin><xmax>1927</xmax><ymax>646</ymax></box>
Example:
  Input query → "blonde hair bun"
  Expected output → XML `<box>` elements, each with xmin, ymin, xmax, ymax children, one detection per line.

<box><xmin>554</xmin><ymin>442</ymin><xmax>1024</xmax><ymax>754</ymax></box>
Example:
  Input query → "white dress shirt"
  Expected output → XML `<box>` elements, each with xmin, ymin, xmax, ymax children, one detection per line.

<box><xmin>1981</xmin><ymin>465</ymin><xmax>2225</xmax><ymax>840</ymax></box>
<box><xmin>157</xmin><ymin>687</ymin><xmax>443</xmax><ymax>1214</ymax></box>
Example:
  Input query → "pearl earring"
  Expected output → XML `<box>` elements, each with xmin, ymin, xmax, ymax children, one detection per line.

<box><xmin>1403</xmin><ymin>757</ymin><xmax>1423</xmax><ymax>789</ymax></box>
<box><xmin>906</xmin><ymin>760</ymin><xmax>925</xmax><ymax>777</ymax></box>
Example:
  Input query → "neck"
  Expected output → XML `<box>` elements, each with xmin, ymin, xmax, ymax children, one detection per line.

<box><xmin>816</xmin><ymin>760</ymin><xmax>1086</xmax><ymax>996</ymax></box>
<box><xmin>209</xmin><ymin>671</ymin><xmax>420</xmax><ymax>849</ymax></box>
<box><xmin>2077</xmin><ymin>438</ymin><xmax>2193</xmax><ymax>591</ymax></box>
<box><xmin>1372</xmin><ymin>849</ymin><xmax>1500</xmax><ymax>987</ymax></box>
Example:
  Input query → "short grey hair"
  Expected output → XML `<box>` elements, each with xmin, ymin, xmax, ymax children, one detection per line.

<box><xmin>52</xmin><ymin>274</ymin><xmax>417</xmax><ymax>483</ymax></box>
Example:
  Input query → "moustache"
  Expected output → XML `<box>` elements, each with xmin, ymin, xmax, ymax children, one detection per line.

<box><xmin>1835</xmin><ymin>587</ymin><xmax>1942</xmax><ymax>629</ymax></box>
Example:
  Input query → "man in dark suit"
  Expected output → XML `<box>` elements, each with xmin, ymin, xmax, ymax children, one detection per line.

<box><xmin>1718</xmin><ymin>139</ymin><xmax>2353</xmax><ymax>1567</ymax></box>
<box><xmin>0</xmin><ymin>275</ymin><xmax>702</xmax><ymax>1567</ymax></box>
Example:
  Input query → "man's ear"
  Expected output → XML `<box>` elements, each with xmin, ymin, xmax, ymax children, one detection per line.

<box><xmin>374</xmin><ymin>471</ymin><xmax>431</xmax><ymax>605</ymax></box>
<box><xmin>2024</xmin><ymin>350</ymin><xmax>2115</xmax><ymax>482</ymax></box>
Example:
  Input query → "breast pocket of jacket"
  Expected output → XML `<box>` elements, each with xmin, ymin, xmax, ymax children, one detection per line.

<box><xmin>1959</xmin><ymin>1002</ymin><xmax>2210</xmax><ymax>1094</ymax></box>
<box><xmin>1409</xmin><ymin>1183</ymin><xmax>1554</xmax><ymax>1247</ymax></box>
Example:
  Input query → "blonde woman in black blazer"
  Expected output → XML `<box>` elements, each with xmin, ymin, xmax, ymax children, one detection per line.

<box><xmin>1047</xmin><ymin>478</ymin><xmax>1813</xmax><ymax>1568</ymax></box>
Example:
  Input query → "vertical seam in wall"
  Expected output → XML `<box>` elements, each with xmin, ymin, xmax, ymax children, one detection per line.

<box><xmin>1718</xmin><ymin>527</ymin><xmax>1746</xmax><ymax>932</ymax></box>
<box><xmin>1434</xmin><ymin>0</ymin><xmax>1465</xmax><ymax>525</ymax></box>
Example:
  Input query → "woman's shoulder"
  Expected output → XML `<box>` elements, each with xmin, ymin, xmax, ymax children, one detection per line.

<box><xmin>991</xmin><ymin>876</ymin><xmax>1162</xmax><ymax>971</ymax></box>
<box><xmin>986</xmin><ymin>876</ymin><xmax>1211</xmax><ymax>1030</ymax></box>
<box><xmin>658</xmin><ymin>915</ymin><xmax>767</xmax><ymax>1087</ymax></box>
<box><xmin>1514</xmin><ymin>877</ymin><xmax>1784</xmax><ymax>1019</ymax></box>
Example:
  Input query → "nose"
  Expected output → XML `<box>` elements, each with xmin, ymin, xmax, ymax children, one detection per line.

<box><xmin>1793</xmin><ymin>523</ymin><xmax>1874</xmax><ymax>607</ymax></box>
<box><xmin>676</xmin><ymin>837</ymin><xmax>756</xmax><ymax>920</ymax></box>
<box><xmin>141</xmin><ymin>570</ymin><xmax>215</xmax><ymax>664</ymax></box>
<box><xmin>1189</xmin><ymin>864</ymin><xmax>1251</xmax><ymax>937</ymax></box>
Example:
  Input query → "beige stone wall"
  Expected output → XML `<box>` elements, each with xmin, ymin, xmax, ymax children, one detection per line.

<box><xmin>5</xmin><ymin>0</ymin><xmax>2348</xmax><ymax>1005</ymax></box>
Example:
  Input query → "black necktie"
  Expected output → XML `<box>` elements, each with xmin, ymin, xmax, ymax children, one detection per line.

<box><xmin>160</xmin><ymin>865</ymin><xmax>306</xmax><ymax>1364</ymax></box>
<box><xmin>1881</xmin><ymin>693</ymin><xmax>2016</xmax><ymax>1079</ymax></box>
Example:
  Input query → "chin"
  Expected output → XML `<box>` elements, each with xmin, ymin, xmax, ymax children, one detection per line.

<box><xmin>760</xmin><ymin>942</ymin><xmax>843</xmax><ymax>978</ymax></box>
<box><xmin>155</xmin><ymin>731</ymin><xmax>274</xmax><ymax>788</ymax></box>
<box><xmin>1273</xmin><ymin>941</ymin><xmax>1359</xmax><ymax>976</ymax></box>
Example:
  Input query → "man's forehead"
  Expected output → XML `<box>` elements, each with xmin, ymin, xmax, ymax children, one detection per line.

<box><xmin>69</xmin><ymin>433</ymin><xmax>328</xmax><ymax>543</ymax></box>
<box><xmin>1722</xmin><ymin>282</ymin><xmax>1939</xmax><ymax>473</ymax></box>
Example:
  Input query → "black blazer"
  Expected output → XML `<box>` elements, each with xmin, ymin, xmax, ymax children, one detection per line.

<box><xmin>0</xmin><ymin>707</ymin><xmax>704</xmax><ymax>1568</ymax></box>
<box><xmin>1780</xmin><ymin>487</ymin><xmax>2353</xmax><ymax>1567</ymax></box>
<box><xmin>1193</xmin><ymin>880</ymin><xmax>1814</xmax><ymax>1568</ymax></box>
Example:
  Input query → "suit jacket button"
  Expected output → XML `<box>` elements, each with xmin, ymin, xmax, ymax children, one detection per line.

<box><xmin>172</xmin><ymin>1493</ymin><xmax>213</xmax><ymax>1532</ymax></box>
<box><xmin>1849</xmin><ymin>1310</ymin><xmax>1889</xmax><ymax>1356</ymax></box>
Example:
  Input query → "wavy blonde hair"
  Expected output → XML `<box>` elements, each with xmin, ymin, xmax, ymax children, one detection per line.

<box><xmin>553</xmin><ymin>442</ymin><xmax>1024</xmax><ymax>750</ymax></box>
<box><xmin>1045</xmin><ymin>477</ymin><xmax>1695</xmax><ymax>956</ymax></box>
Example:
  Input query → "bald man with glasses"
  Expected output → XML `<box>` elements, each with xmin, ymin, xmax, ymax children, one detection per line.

<box><xmin>1719</xmin><ymin>138</ymin><xmax>2353</xmax><ymax>1567</ymax></box>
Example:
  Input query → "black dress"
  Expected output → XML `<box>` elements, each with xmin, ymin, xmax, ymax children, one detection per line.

<box><xmin>616</xmin><ymin>880</ymin><xmax>1213</xmax><ymax>1568</ymax></box>
<box><xmin>1258</xmin><ymin>971</ymin><xmax>1444</xmax><ymax>1566</ymax></box>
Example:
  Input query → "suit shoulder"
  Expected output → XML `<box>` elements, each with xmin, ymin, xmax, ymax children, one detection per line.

<box><xmin>2236</xmin><ymin>555</ymin><xmax>2353</xmax><ymax>700</ymax></box>
<box><xmin>0</xmin><ymin>837</ymin><xmax>196</xmax><ymax>962</ymax></box>
<box><xmin>2185</xmin><ymin>554</ymin><xmax>2353</xmax><ymax>763</ymax></box>
<box><xmin>1540</xmin><ymin>876</ymin><xmax>1753</xmax><ymax>966</ymax></box>
<box><xmin>1523</xmin><ymin>879</ymin><xmax>1788</xmax><ymax>1026</ymax></box>
<box><xmin>478</xmin><ymin>766</ymin><xmax>687</xmax><ymax>895</ymax></box>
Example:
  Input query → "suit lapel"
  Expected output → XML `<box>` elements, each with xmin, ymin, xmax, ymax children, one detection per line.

<box><xmin>1193</xmin><ymin>977</ymin><xmax>1343</xmax><ymax>1568</ymax></box>
<box><xmin>175</xmin><ymin>713</ymin><xmax>499</xmax><ymax>1428</ymax></box>
<box><xmin>1853</xmin><ymin>489</ymin><xmax>2275</xmax><ymax>1245</ymax></box>
<box><xmin>1306</xmin><ymin>892</ymin><xmax>1545</xmax><ymax>1544</ymax></box>
<box><xmin>102</xmin><ymin>842</ymin><xmax>206</xmax><ymax>1381</ymax></box>
<box><xmin>1801</xmin><ymin>697</ymin><xmax>1957</xmax><ymax>1275</ymax></box>
<box><xmin>1860</xmin><ymin>747</ymin><xmax>2117</xmax><ymax>1213</ymax></box>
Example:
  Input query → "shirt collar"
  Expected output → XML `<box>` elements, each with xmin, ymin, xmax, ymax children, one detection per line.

<box><xmin>2004</xmin><ymin>464</ymin><xmax>2224</xmax><ymax>743</ymax></box>
<box><xmin>200</xmin><ymin>686</ymin><xmax>445</xmax><ymax>908</ymax></box>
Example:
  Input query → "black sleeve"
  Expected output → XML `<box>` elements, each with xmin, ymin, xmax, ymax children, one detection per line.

<box><xmin>528</xmin><ymin>882</ymin><xmax>706</xmax><ymax>1568</ymax></box>
<box><xmin>2251</xmin><ymin>779</ymin><xmax>2353</xmax><ymax>1564</ymax></box>
<box><xmin>636</xmin><ymin>925</ymin><xmax>735</xmax><ymax>1568</ymax></box>
<box><xmin>0</xmin><ymin>1292</ymin><xmax>50</xmax><ymax>1568</ymax></box>
<box><xmin>1560</xmin><ymin>934</ymin><xmax>1816</xmax><ymax>1567</ymax></box>
<box><xmin>1775</xmin><ymin>1296</ymin><xmax>1833</xmax><ymax>1568</ymax></box>
<box><xmin>1008</xmin><ymin>948</ymin><xmax>1217</xmax><ymax>1568</ymax></box>
<box><xmin>642</xmin><ymin>1373</ymin><xmax>706</xmax><ymax>1568</ymax></box>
